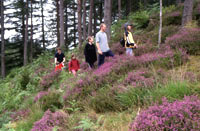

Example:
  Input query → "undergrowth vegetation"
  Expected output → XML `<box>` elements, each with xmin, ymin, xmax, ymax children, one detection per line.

<box><xmin>0</xmin><ymin>2</ymin><xmax>200</xmax><ymax>131</ymax></box>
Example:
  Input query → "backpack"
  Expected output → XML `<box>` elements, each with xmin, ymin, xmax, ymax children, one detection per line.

<box><xmin>120</xmin><ymin>37</ymin><xmax>125</xmax><ymax>47</ymax></box>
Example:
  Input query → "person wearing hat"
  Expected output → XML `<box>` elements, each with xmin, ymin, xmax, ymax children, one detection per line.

<box><xmin>124</xmin><ymin>22</ymin><xmax>137</xmax><ymax>56</ymax></box>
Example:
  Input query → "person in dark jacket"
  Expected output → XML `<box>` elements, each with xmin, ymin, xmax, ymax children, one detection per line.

<box><xmin>84</xmin><ymin>36</ymin><xmax>97</xmax><ymax>68</ymax></box>
<box><xmin>54</xmin><ymin>47</ymin><xmax>65</xmax><ymax>71</ymax></box>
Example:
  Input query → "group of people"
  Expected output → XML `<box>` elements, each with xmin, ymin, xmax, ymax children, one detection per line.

<box><xmin>54</xmin><ymin>48</ymin><xmax>80</xmax><ymax>76</ymax></box>
<box><xmin>54</xmin><ymin>22</ymin><xmax>137</xmax><ymax>76</ymax></box>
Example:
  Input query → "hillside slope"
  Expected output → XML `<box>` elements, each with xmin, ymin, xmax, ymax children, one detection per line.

<box><xmin>0</xmin><ymin>3</ymin><xmax>200</xmax><ymax>131</ymax></box>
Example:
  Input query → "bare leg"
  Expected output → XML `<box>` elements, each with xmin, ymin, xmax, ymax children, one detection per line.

<box><xmin>72</xmin><ymin>70</ymin><xmax>77</xmax><ymax>76</ymax></box>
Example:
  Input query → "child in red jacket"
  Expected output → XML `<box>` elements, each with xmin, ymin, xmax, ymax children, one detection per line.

<box><xmin>68</xmin><ymin>54</ymin><xmax>80</xmax><ymax>76</ymax></box>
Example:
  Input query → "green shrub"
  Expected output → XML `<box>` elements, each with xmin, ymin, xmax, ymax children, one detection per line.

<box><xmin>0</xmin><ymin>82</ymin><xmax>31</xmax><ymax>113</ymax></box>
<box><xmin>161</xmin><ymin>25</ymin><xmax>179</xmax><ymax>43</ymax></box>
<box><xmin>163</xmin><ymin>11</ymin><xmax>182</xmax><ymax>26</ymax></box>
<box><xmin>162</xmin><ymin>5</ymin><xmax>183</xmax><ymax>26</ymax></box>
<box><xmin>128</xmin><ymin>11</ymin><xmax>149</xmax><ymax>29</ymax></box>
<box><xmin>145</xmin><ymin>25</ymin><xmax>179</xmax><ymax>44</ymax></box>
<box><xmin>146</xmin><ymin>2</ymin><xmax>160</xmax><ymax>15</ymax></box>
<box><xmin>117</xmin><ymin>88</ymin><xmax>149</xmax><ymax>108</ymax></box>
<box><xmin>89</xmin><ymin>88</ymin><xmax>123</xmax><ymax>113</ymax></box>
<box><xmin>38</xmin><ymin>91</ymin><xmax>63</xmax><ymax>112</ymax></box>
<box><xmin>111</xmin><ymin>19</ymin><xmax>127</xmax><ymax>43</ymax></box>
<box><xmin>116</xmin><ymin>81</ymin><xmax>198</xmax><ymax>109</ymax></box>
<box><xmin>0</xmin><ymin>112</ymin><xmax>13</xmax><ymax>128</ymax></box>
<box><xmin>149</xmin><ymin>81</ymin><xmax>195</xmax><ymax>104</ymax></box>
<box><xmin>166</xmin><ymin>28</ymin><xmax>200</xmax><ymax>55</ymax></box>
<box><xmin>65</xmin><ymin>100</ymin><xmax>81</xmax><ymax>114</ymax></box>
<box><xmin>20</xmin><ymin>69</ymin><xmax>30</xmax><ymax>90</ymax></box>
<box><xmin>162</xmin><ymin>5</ymin><xmax>177</xmax><ymax>15</ymax></box>
<box><xmin>73</xmin><ymin>116</ymin><xmax>103</xmax><ymax>130</ymax></box>
<box><xmin>15</xmin><ymin>106</ymin><xmax>44</xmax><ymax>131</ymax></box>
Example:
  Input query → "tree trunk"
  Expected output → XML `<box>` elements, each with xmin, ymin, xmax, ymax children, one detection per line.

<box><xmin>99</xmin><ymin>1</ymin><xmax>103</xmax><ymax>23</ymax></box>
<box><xmin>143</xmin><ymin>0</ymin><xmax>147</xmax><ymax>7</ymax></box>
<box><xmin>41</xmin><ymin>0</ymin><xmax>45</xmax><ymax>49</ymax></box>
<box><xmin>64</xmin><ymin>2</ymin><xmax>68</xmax><ymax>47</ymax></box>
<box><xmin>93</xmin><ymin>3</ymin><xmax>97</xmax><ymax>35</ymax></box>
<box><xmin>158</xmin><ymin>0</ymin><xmax>162</xmax><ymax>47</ymax></box>
<box><xmin>126</xmin><ymin>0</ymin><xmax>131</xmax><ymax>16</ymax></box>
<box><xmin>30</xmin><ymin>0</ymin><xmax>33</xmax><ymax>62</ymax></box>
<box><xmin>176</xmin><ymin>0</ymin><xmax>182</xmax><ymax>5</ymax></box>
<box><xmin>22</xmin><ymin>1</ymin><xmax>25</xmax><ymax>47</ymax></box>
<box><xmin>88</xmin><ymin>0</ymin><xmax>94</xmax><ymax>36</ymax></box>
<box><xmin>83</xmin><ymin>0</ymin><xmax>87</xmax><ymax>40</ymax></box>
<box><xmin>77</xmin><ymin>0</ymin><xmax>82</xmax><ymax>46</ymax></box>
<box><xmin>59</xmin><ymin>0</ymin><xmax>65</xmax><ymax>47</ymax></box>
<box><xmin>104</xmin><ymin>0</ymin><xmax>112</xmax><ymax>42</ymax></box>
<box><xmin>73</xmin><ymin>2</ymin><xmax>76</xmax><ymax>45</ymax></box>
<box><xmin>56</xmin><ymin>0</ymin><xmax>60</xmax><ymax>47</ymax></box>
<box><xmin>24</xmin><ymin>0</ymin><xmax>29</xmax><ymax>66</ymax></box>
<box><xmin>182</xmin><ymin>0</ymin><xmax>194</xmax><ymax>26</ymax></box>
<box><xmin>118</xmin><ymin>0</ymin><xmax>121</xmax><ymax>19</ymax></box>
<box><xmin>1</xmin><ymin>0</ymin><xmax>5</xmax><ymax>78</ymax></box>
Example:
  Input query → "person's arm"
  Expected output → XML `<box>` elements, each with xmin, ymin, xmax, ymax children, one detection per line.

<box><xmin>96</xmin><ymin>42</ymin><xmax>102</xmax><ymax>55</ymax></box>
<box><xmin>95</xmin><ymin>33</ymin><xmax>103</xmax><ymax>55</ymax></box>
<box><xmin>62</xmin><ymin>57</ymin><xmax>65</xmax><ymax>63</ymax></box>
<box><xmin>129</xmin><ymin>32</ymin><xmax>137</xmax><ymax>48</ymax></box>
<box><xmin>124</xmin><ymin>33</ymin><xmax>127</xmax><ymax>47</ymax></box>
<box><xmin>54</xmin><ymin>57</ymin><xmax>57</xmax><ymax>66</ymax></box>
<box><xmin>62</xmin><ymin>53</ymin><xmax>65</xmax><ymax>63</ymax></box>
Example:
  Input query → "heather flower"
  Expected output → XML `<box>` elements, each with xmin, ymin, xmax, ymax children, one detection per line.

<box><xmin>184</xmin><ymin>72</ymin><xmax>196</xmax><ymax>82</ymax></box>
<box><xmin>165</xmin><ymin>28</ymin><xmax>200</xmax><ymax>45</ymax></box>
<box><xmin>74</xmin><ymin>45</ymin><xmax>178</xmax><ymax>90</ymax></box>
<box><xmin>165</xmin><ymin>28</ymin><xmax>200</xmax><ymax>55</ymax></box>
<box><xmin>63</xmin><ymin>86</ymin><xmax>82</xmax><ymax>101</ymax></box>
<box><xmin>110</xmin><ymin>42</ymin><xmax>125</xmax><ymax>55</ymax></box>
<box><xmin>79</xmin><ymin>62</ymin><xmax>91</xmax><ymax>73</ymax></box>
<box><xmin>93</xmin><ymin>62</ymin><xmax>113</xmax><ymax>76</ymax></box>
<box><xmin>129</xmin><ymin>96</ymin><xmax>200</xmax><ymax>131</ymax></box>
<box><xmin>111</xmin><ymin>84</ymin><xmax>128</xmax><ymax>94</ymax></box>
<box><xmin>91</xmin><ymin>91</ymin><xmax>97</xmax><ymax>97</ymax></box>
<box><xmin>32</xmin><ymin>110</ymin><xmax>67</xmax><ymax>131</ymax></box>
<box><xmin>134</xmin><ymin>44</ymin><xmax>155</xmax><ymax>56</ymax></box>
<box><xmin>34</xmin><ymin>91</ymin><xmax>49</xmax><ymax>102</ymax></box>
<box><xmin>10</xmin><ymin>109</ymin><xmax>30</xmax><ymax>121</ymax></box>
<box><xmin>124</xmin><ymin>69</ymin><xmax>155</xmax><ymax>88</ymax></box>
<box><xmin>72</xmin><ymin>45</ymin><xmax>185</xmax><ymax>97</ymax></box>
<box><xmin>176</xmin><ymin>48</ymin><xmax>189</xmax><ymax>64</ymax></box>
<box><xmin>40</xmin><ymin>70</ymin><xmax>61</xmax><ymax>89</ymax></box>
<box><xmin>167</xmin><ymin>11</ymin><xmax>181</xmax><ymax>17</ymax></box>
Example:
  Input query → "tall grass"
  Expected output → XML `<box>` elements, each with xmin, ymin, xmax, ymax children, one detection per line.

<box><xmin>117</xmin><ymin>81</ymin><xmax>198</xmax><ymax>109</ymax></box>
<box><xmin>3</xmin><ymin>105</ymin><xmax>44</xmax><ymax>131</ymax></box>
<box><xmin>149</xmin><ymin>81</ymin><xmax>193</xmax><ymax>103</ymax></box>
